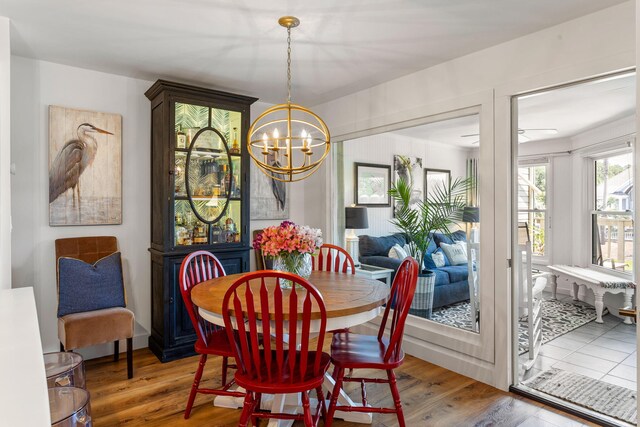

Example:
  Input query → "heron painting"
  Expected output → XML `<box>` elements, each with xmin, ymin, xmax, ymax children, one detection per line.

<box><xmin>250</xmin><ymin>151</ymin><xmax>289</xmax><ymax>220</ymax></box>
<box><xmin>49</xmin><ymin>106</ymin><xmax>122</xmax><ymax>226</ymax></box>
<box><xmin>393</xmin><ymin>155</ymin><xmax>423</xmax><ymax>215</ymax></box>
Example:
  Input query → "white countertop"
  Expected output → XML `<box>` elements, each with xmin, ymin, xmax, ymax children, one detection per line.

<box><xmin>0</xmin><ymin>287</ymin><xmax>51</xmax><ymax>426</ymax></box>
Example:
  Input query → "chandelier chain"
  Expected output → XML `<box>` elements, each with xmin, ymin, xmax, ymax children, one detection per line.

<box><xmin>287</xmin><ymin>26</ymin><xmax>292</xmax><ymax>104</ymax></box>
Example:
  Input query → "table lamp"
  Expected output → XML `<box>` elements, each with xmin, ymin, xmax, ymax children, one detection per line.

<box><xmin>462</xmin><ymin>206</ymin><xmax>480</xmax><ymax>243</ymax></box>
<box><xmin>345</xmin><ymin>206</ymin><xmax>369</xmax><ymax>267</ymax></box>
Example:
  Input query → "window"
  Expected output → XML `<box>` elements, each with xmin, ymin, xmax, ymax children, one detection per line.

<box><xmin>517</xmin><ymin>164</ymin><xmax>547</xmax><ymax>258</ymax></box>
<box><xmin>591</xmin><ymin>152</ymin><xmax>634</xmax><ymax>272</ymax></box>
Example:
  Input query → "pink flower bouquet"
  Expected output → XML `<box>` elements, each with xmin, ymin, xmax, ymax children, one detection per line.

<box><xmin>253</xmin><ymin>221</ymin><xmax>323</xmax><ymax>284</ymax></box>
<box><xmin>253</xmin><ymin>220</ymin><xmax>323</xmax><ymax>257</ymax></box>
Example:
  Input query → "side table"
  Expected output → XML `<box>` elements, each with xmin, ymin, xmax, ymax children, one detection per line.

<box><xmin>355</xmin><ymin>264</ymin><xmax>394</xmax><ymax>284</ymax></box>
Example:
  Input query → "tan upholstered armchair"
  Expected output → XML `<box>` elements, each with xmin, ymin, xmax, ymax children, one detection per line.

<box><xmin>55</xmin><ymin>236</ymin><xmax>135</xmax><ymax>379</ymax></box>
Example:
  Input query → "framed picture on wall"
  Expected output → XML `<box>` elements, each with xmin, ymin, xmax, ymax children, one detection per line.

<box><xmin>354</xmin><ymin>162</ymin><xmax>391</xmax><ymax>207</ymax></box>
<box><xmin>48</xmin><ymin>105</ymin><xmax>122</xmax><ymax>226</ymax></box>
<box><xmin>424</xmin><ymin>168</ymin><xmax>451</xmax><ymax>200</ymax></box>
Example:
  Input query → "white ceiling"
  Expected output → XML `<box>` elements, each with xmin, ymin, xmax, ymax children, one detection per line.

<box><xmin>386</xmin><ymin>72</ymin><xmax>635</xmax><ymax>147</ymax></box>
<box><xmin>391</xmin><ymin>114</ymin><xmax>480</xmax><ymax>148</ymax></box>
<box><xmin>0</xmin><ymin>0</ymin><xmax>627</xmax><ymax>105</ymax></box>
<box><xmin>517</xmin><ymin>72</ymin><xmax>636</xmax><ymax>143</ymax></box>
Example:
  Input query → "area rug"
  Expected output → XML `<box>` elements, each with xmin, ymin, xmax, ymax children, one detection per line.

<box><xmin>523</xmin><ymin>368</ymin><xmax>637</xmax><ymax>424</ymax></box>
<box><xmin>430</xmin><ymin>298</ymin><xmax>597</xmax><ymax>354</ymax></box>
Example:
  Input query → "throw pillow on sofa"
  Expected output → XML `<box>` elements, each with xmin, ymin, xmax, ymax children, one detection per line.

<box><xmin>440</xmin><ymin>242</ymin><xmax>467</xmax><ymax>265</ymax></box>
<box><xmin>388</xmin><ymin>244</ymin><xmax>408</xmax><ymax>259</ymax></box>
<box><xmin>431</xmin><ymin>250</ymin><xmax>446</xmax><ymax>268</ymax></box>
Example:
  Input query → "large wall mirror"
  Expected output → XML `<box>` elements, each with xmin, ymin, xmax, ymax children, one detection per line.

<box><xmin>338</xmin><ymin>112</ymin><xmax>482</xmax><ymax>333</ymax></box>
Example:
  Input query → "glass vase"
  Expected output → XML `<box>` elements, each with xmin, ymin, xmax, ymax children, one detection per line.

<box><xmin>272</xmin><ymin>252</ymin><xmax>312</xmax><ymax>289</ymax></box>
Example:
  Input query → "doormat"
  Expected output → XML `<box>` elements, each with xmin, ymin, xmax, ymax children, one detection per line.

<box><xmin>523</xmin><ymin>368</ymin><xmax>637</xmax><ymax>424</ymax></box>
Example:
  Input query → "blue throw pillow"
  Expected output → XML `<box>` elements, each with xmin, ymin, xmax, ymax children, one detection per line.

<box><xmin>57</xmin><ymin>252</ymin><xmax>126</xmax><ymax>317</ymax></box>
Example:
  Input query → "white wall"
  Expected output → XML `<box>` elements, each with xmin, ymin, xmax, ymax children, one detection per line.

<box><xmin>309</xmin><ymin>1</ymin><xmax>635</xmax><ymax>390</ymax></box>
<box><xmin>10</xmin><ymin>57</ymin><xmax>153</xmax><ymax>356</ymax></box>
<box><xmin>343</xmin><ymin>132</ymin><xmax>470</xmax><ymax>237</ymax></box>
<box><xmin>0</xmin><ymin>17</ymin><xmax>10</xmax><ymax>290</ymax></box>
<box><xmin>9</xmin><ymin>61</ymin><xmax>306</xmax><ymax>355</ymax></box>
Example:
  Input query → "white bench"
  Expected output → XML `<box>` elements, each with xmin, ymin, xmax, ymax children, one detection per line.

<box><xmin>548</xmin><ymin>265</ymin><xmax>635</xmax><ymax>324</ymax></box>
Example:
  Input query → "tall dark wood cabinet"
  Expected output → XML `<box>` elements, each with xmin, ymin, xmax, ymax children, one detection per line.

<box><xmin>145</xmin><ymin>80</ymin><xmax>257</xmax><ymax>362</ymax></box>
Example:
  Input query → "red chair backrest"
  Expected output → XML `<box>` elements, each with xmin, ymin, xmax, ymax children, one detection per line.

<box><xmin>378</xmin><ymin>257</ymin><xmax>418</xmax><ymax>363</ymax></box>
<box><xmin>179</xmin><ymin>250</ymin><xmax>226</xmax><ymax>346</ymax></box>
<box><xmin>222</xmin><ymin>271</ymin><xmax>327</xmax><ymax>383</ymax></box>
<box><xmin>313</xmin><ymin>244</ymin><xmax>355</xmax><ymax>274</ymax></box>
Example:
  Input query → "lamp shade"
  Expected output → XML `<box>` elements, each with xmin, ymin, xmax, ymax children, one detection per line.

<box><xmin>462</xmin><ymin>206</ymin><xmax>480</xmax><ymax>223</ymax></box>
<box><xmin>345</xmin><ymin>207</ymin><xmax>369</xmax><ymax>229</ymax></box>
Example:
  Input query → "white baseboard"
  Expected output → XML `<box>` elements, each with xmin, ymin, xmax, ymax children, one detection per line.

<box><xmin>352</xmin><ymin>322</ymin><xmax>502</xmax><ymax>389</ymax></box>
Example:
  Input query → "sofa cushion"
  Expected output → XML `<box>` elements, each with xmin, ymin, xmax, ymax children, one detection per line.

<box><xmin>425</xmin><ymin>268</ymin><xmax>450</xmax><ymax>286</ymax></box>
<box><xmin>359</xmin><ymin>233</ymin><xmax>406</xmax><ymax>257</ymax></box>
<box><xmin>57</xmin><ymin>252</ymin><xmax>126</xmax><ymax>317</ymax></box>
<box><xmin>433</xmin><ymin>230</ymin><xmax>467</xmax><ymax>247</ymax></box>
<box><xmin>439</xmin><ymin>265</ymin><xmax>469</xmax><ymax>283</ymax></box>
<box><xmin>388</xmin><ymin>244</ymin><xmax>408</xmax><ymax>260</ymax></box>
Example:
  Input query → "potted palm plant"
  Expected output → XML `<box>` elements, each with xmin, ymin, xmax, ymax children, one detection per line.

<box><xmin>389</xmin><ymin>176</ymin><xmax>474</xmax><ymax>318</ymax></box>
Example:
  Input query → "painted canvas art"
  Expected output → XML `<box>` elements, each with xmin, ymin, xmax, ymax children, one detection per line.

<box><xmin>250</xmin><ymin>154</ymin><xmax>289</xmax><ymax>220</ymax></box>
<box><xmin>49</xmin><ymin>106</ymin><xmax>122</xmax><ymax>226</ymax></box>
<box><xmin>393</xmin><ymin>155</ymin><xmax>423</xmax><ymax>215</ymax></box>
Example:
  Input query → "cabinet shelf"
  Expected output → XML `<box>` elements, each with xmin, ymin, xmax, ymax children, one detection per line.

<box><xmin>175</xmin><ymin>195</ymin><xmax>241</xmax><ymax>202</ymax></box>
<box><xmin>175</xmin><ymin>149</ymin><xmax>242</xmax><ymax>158</ymax></box>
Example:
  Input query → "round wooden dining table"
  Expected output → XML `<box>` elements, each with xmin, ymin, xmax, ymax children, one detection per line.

<box><xmin>191</xmin><ymin>270</ymin><xmax>390</xmax><ymax>426</ymax></box>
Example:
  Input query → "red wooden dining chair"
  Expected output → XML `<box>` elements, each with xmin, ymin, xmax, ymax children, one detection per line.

<box><xmin>313</xmin><ymin>244</ymin><xmax>355</xmax><ymax>334</ymax></box>
<box><xmin>179</xmin><ymin>250</ymin><xmax>244</xmax><ymax>419</ymax></box>
<box><xmin>313</xmin><ymin>244</ymin><xmax>355</xmax><ymax>274</ymax></box>
<box><xmin>222</xmin><ymin>271</ymin><xmax>331</xmax><ymax>427</ymax></box>
<box><xmin>325</xmin><ymin>257</ymin><xmax>419</xmax><ymax>427</ymax></box>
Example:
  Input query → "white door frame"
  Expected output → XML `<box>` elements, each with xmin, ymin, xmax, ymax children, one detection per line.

<box><xmin>499</xmin><ymin>64</ymin><xmax>636</xmax><ymax>406</ymax></box>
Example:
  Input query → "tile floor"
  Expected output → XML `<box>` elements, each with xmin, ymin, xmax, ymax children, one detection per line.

<box><xmin>520</xmin><ymin>293</ymin><xmax>637</xmax><ymax>393</ymax></box>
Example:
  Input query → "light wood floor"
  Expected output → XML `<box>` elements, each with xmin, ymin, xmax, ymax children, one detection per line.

<box><xmin>85</xmin><ymin>348</ymin><xmax>596</xmax><ymax>426</ymax></box>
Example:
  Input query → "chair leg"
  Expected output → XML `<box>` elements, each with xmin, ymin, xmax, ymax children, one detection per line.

<box><xmin>316</xmin><ymin>386</ymin><xmax>327</xmax><ymax>422</ymax></box>
<box><xmin>238</xmin><ymin>392</ymin><xmax>255</xmax><ymax>427</ymax></box>
<box><xmin>114</xmin><ymin>340</ymin><xmax>119</xmax><ymax>362</ymax></box>
<box><xmin>221</xmin><ymin>356</ymin><xmax>228</xmax><ymax>386</ymax></box>
<box><xmin>59</xmin><ymin>342</ymin><xmax>65</xmax><ymax>352</ymax></box>
<box><xmin>325</xmin><ymin>367</ymin><xmax>344</xmax><ymax>427</ymax></box>
<box><xmin>301</xmin><ymin>390</ymin><xmax>313</xmax><ymax>426</ymax></box>
<box><xmin>387</xmin><ymin>369</ymin><xmax>405</xmax><ymax>427</ymax></box>
<box><xmin>126</xmin><ymin>337</ymin><xmax>133</xmax><ymax>379</ymax></box>
<box><xmin>251</xmin><ymin>392</ymin><xmax>262</xmax><ymax>426</ymax></box>
<box><xmin>185</xmin><ymin>354</ymin><xmax>207</xmax><ymax>419</ymax></box>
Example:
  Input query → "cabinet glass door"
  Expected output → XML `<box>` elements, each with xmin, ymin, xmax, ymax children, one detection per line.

<box><xmin>174</xmin><ymin>102</ymin><xmax>243</xmax><ymax>247</ymax></box>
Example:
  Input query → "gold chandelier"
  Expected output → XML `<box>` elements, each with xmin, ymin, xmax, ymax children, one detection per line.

<box><xmin>248</xmin><ymin>16</ymin><xmax>330</xmax><ymax>182</ymax></box>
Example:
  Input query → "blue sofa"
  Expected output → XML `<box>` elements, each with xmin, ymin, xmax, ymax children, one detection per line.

<box><xmin>358</xmin><ymin>232</ymin><xmax>469</xmax><ymax>309</ymax></box>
